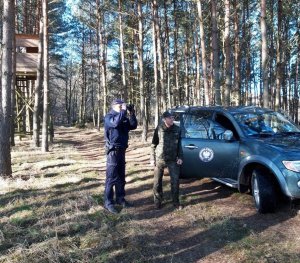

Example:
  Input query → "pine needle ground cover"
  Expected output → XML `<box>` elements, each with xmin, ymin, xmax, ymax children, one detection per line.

<box><xmin>0</xmin><ymin>126</ymin><xmax>300</xmax><ymax>263</ymax></box>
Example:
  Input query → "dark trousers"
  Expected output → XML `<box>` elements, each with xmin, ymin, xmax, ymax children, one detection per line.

<box><xmin>104</xmin><ymin>149</ymin><xmax>126</xmax><ymax>207</ymax></box>
<box><xmin>153</xmin><ymin>160</ymin><xmax>180</xmax><ymax>205</ymax></box>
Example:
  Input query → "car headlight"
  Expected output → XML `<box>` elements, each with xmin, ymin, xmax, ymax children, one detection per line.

<box><xmin>282</xmin><ymin>161</ymin><xmax>300</xmax><ymax>172</ymax></box>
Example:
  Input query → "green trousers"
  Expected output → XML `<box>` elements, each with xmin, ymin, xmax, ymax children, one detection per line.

<box><xmin>153</xmin><ymin>160</ymin><xmax>180</xmax><ymax>205</ymax></box>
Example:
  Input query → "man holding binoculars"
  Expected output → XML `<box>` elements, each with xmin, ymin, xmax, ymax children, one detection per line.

<box><xmin>104</xmin><ymin>99</ymin><xmax>138</xmax><ymax>214</ymax></box>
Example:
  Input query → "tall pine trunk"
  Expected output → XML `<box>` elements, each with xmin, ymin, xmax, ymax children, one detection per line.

<box><xmin>41</xmin><ymin>0</ymin><xmax>49</xmax><ymax>152</ymax></box>
<box><xmin>154</xmin><ymin>0</ymin><xmax>166</xmax><ymax>111</ymax></box>
<box><xmin>10</xmin><ymin>22</ymin><xmax>16</xmax><ymax>146</ymax></box>
<box><xmin>275</xmin><ymin>0</ymin><xmax>282</xmax><ymax>111</ymax></box>
<box><xmin>152</xmin><ymin>1</ymin><xmax>159</xmax><ymax>126</ymax></box>
<box><xmin>294</xmin><ymin>54</ymin><xmax>299</xmax><ymax>123</ymax></box>
<box><xmin>100</xmin><ymin>12</ymin><xmax>107</xmax><ymax>117</ymax></box>
<box><xmin>164</xmin><ymin>0</ymin><xmax>172</xmax><ymax>108</ymax></box>
<box><xmin>234</xmin><ymin>0</ymin><xmax>241</xmax><ymax>105</ymax></box>
<box><xmin>0</xmin><ymin>0</ymin><xmax>14</xmax><ymax>177</ymax></box>
<box><xmin>197</xmin><ymin>0</ymin><xmax>209</xmax><ymax>106</ymax></box>
<box><xmin>79</xmin><ymin>34</ymin><xmax>86</xmax><ymax>126</ymax></box>
<box><xmin>195</xmin><ymin>28</ymin><xmax>201</xmax><ymax>105</ymax></box>
<box><xmin>138</xmin><ymin>0</ymin><xmax>147</xmax><ymax>141</ymax></box>
<box><xmin>184</xmin><ymin>31</ymin><xmax>190</xmax><ymax>105</ymax></box>
<box><xmin>119</xmin><ymin>0</ymin><xmax>127</xmax><ymax>101</ymax></box>
<box><xmin>224</xmin><ymin>0</ymin><xmax>231</xmax><ymax>106</ymax></box>
<box><xmin>96</xmin><ymin>0</ymin><xmax>102</xmax><ymax>129</ymax></box>
<box><xmin>211</xmin><ymin>0</ymin><xmax>221</xmax><ymax>105</ymax></box>
<box><xmin>261</xmin><ymin>0</ymin><xmax>269</xmax><ymax>107</ymax></box>
<box><xmin>173</xmin><ymin>0</ymin><xmax>180</xmax><ymax>106</ymax></box>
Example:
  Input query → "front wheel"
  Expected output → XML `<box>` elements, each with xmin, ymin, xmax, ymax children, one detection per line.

<box><xmin>251</xmin><ymin>169</ymin><xmax>277</xmax><ymax>213</ymax></box>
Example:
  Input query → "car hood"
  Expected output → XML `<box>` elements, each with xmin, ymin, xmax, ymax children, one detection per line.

<box><xmin>258</xmin><ymin>135</ymin><xmax>300</xmax><ymax>153</ymax></box>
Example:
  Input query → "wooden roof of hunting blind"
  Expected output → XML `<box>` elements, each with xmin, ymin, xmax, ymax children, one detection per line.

<box><xmin>16</xmin><ymin>34</ymin><xmax>39</xmax><ymax>80</ymax></box>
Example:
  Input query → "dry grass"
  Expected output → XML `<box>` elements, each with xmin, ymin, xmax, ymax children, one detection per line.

<box><xmin>1</xmin><ymin>126</ymin><xmax>300</xmax><ymax>263</ymax></box>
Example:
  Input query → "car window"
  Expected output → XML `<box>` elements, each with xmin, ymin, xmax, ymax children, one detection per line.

<box><xmin>215</xmin><ymin>113</ymin><xmax>239</xmax><ymax>139</ymax></box>
<box><xmin>184</xmin><ymin>115</ymin><xmax>210</xmax><ymax>139</ymax></box>
<box><xmin>183</xmin><ymin>111</ymin><xmax>226</xmax><ymax>139</ymax></box>
<box><xmin>172</xmin><ymin>111</ymin><xmax>182</xmax><ymax>126</ymax></box>
<box><xmin>233</xmin><ymin>111</ymin><xmax>300</xmax><ymax>136</ymax></box>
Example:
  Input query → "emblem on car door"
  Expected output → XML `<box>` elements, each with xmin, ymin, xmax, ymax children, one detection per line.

<box><xmin>199</xmin><ymin>147</ymin><xmax>214</xmax><ymax>162</ymax></box>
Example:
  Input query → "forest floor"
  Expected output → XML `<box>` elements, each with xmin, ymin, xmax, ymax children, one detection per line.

<box><xmin>1</xmin><ymin>126</ymin><xmax>300</xmax><ymax>263</ymax></box>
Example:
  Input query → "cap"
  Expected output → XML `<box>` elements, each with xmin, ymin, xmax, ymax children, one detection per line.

<box><xmin>111</xmin><ymin>99</ymin><xmax>124</xmax><ymax>106</ymax></box>
<box><xmin>162</xmin><ymin>111</ymin><xmax>173</xmax><ymax>118</ymax></box>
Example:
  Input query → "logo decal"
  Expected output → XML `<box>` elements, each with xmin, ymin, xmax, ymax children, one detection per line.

<box><xmin>199</xmin><ymin>147</ymin><xmax>214</xmax><ymax>162</ymax></box>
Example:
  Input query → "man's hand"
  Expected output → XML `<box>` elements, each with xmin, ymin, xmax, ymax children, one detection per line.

<box><xmin>150</xmin><ymin>160</ymin><xmax>156</xmax><ymax>167</ymax></box>
<box><xmin>121</xmin><ymin>103</ymin><xmax>127</xmax><ymax>111</ymax></box>
<box><xmin>177</xmin><ymin>158</ymin><xmax>183</xmax><ymax>165</ymax></box>
<box><xmin>128</xmin><ymin>109</ymin><xmax>135</xmax><ymax>115</ymax></box>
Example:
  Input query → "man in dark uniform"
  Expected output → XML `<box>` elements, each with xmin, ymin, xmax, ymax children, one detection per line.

<box><xmin>150</xmin><ymin>111</ymin><xmax>183</xmax><ymax>210</ymax></box>
<box><xmin>104</xmin><ymin>99</ymin><xmax>137</xmax><ymax>214</ymax></box>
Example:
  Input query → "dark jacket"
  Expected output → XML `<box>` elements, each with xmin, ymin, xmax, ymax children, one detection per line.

<box><xmin>151</xmin><ymin>122</ymin><xmax>183</xmax><ymax>162</ymax></box>
<box><xmin>104</xmin><ymin>109</ymin><xmax>137</xmax><ymax>150</ymax></box>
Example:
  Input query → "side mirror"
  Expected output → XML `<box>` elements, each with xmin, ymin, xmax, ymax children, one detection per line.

<box><xmin>223</xmin><ymin>130</ymin><xmax>233</xmax><ymax>141</ymax></box>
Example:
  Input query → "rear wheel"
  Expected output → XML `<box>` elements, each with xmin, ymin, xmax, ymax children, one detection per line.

<box><xmin>251</xmin><ymin>169</ymin><xmax>277</xmax><ymax>213</ymax></box>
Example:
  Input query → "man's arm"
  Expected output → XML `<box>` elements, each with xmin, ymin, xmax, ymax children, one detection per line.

<box><xmin>176</xmin><ymin>127</ymin><xmax>183</xmax><ymax>164</ymax></box>
<box><xmin>150</xmin><ymin>126</ymin><xmax>159</xmax><ymax>165</ymax></box>
<box><xmin>105</xmin><ymin>110</ymin><xmax>126</xmax><ymax>129</ymax></box>
<box><xmin>128</xmin><ymin>113</ymin><xmax>138</xmax><ymax>130</ymax></box>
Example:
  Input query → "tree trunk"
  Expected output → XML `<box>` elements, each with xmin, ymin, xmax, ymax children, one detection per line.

<box><xmin>195</xmin><ymin>27</ymin><xmax>201</xmax><ymax>105</ymax></box>
<box><xmin>119</xmin><ymin>0</ymin><xmax>127</xmax><ymax>101</ymax></box>
<box><xmin>173</xmin><ymin>0</ymin><xmax>180</xmax><ymax>106</ymax></box>
<box><xmin>294</xmin><ymin>55</ymin><xmax>299</xmax><ymax>123</ymax></box>
<box><xmin>0</xmin><ymin>0</ymin><xmax>14</xmax><ymax>177</ymax></box>
<box><xmin>96</xmin><ymin>0</ymin><xmax>101</xmax><ymax>130</ymax></box>
<box><xmin>10</xmin><ymin>23</ymin><xmax>16</xmax><ymax>146</ymax></box>
<box><xmin>275</xmin><ymin>0</ymin><xmax>282</xmax><ymax>111</ymax></box>
<box><xmin>184</xmin><ymin>33</ymin><xmax>189</xmax><ymax>105</ymax></box>
<box><xmin>233</xmin><ymin>0</ymin><xmax>241</xmax><ymax>105</ymax></box>
<box><xmin>128</xmin><ymin>28</ymin><xmax>135</xmax><ymax>103</ymax></box>
<box><xmin>79</xmin><ymin>34</ymin><xmax>86</xmax><ymax>126</ymax></box>
<box><xmin>243</xmin><ymin>0</ymin><xmax>252</xmax><ymax>105</ymax></box>
<box><xmin>164</xmin><ymin>0</ymin><xmax>172</xmax><ymax>108</ymax></box>
<box><xmin>282</xmin><ymin>19</ymin><xmax>289</xmax><ymax>111</ymax></box>
<box><xmin>66</xmin><ymin>64</ymin><xmax>73</xmax><ymax>125</ymax></box>
<box><xmin>224</xmin><ymin>0</ymin><xmax>231</xmax><ymax>106</ymax></box>
<box><xmin>157</xmin><ymin>0</ymin><xmax>167</xmax><ymax>110</ymax></box>
<box><xmin>211</xmin><ymin>0</ymin><xmax>221</xmax><ymax>105</ymax></box>
<box><xmin>269</xmin><ymin>0</ymin><xmax>275</xmax><ymax>108</ymax></box>
<box><xmin>25</xmin><ymin>81</ymin><xmax>32</xmax><ymax>133</ymax></box>
<box><xmin>153</xmin><ymin>0</ymin><xmax>166</xmax><ymax>111</ymax></box>
<box><xmin>152</xmin><ymin>1</ymin><xmax>159</xmax><ymax>126</ymax></box>
<box><xmin>41</xmin><ymin>0</ymin><xmax>49</xmax><ymax>152</ymax></box>
<box><xmin>138</xmin><ymin>0</ymin><xmax>147</xmax><ymax>141</ymax></box>
<box><xmin>261</xmin><ymin>0</ymin><xmax>269</xmax><ymax>107</ymax></box>
<box><xmin>100</xmin><ymin>12</ymin><xmax>107</xmax><ymax>117</ymax></box>
<box><xmin>197</xmin><ymin>0</ymin><xmax>209</xmax><ymax>106</ymax></box>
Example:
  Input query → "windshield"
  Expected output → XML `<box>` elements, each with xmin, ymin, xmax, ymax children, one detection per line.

<box><xmin>233</xmin><ymin>111</ymin><xmax>300</xmax><ymax>136</ymax></box>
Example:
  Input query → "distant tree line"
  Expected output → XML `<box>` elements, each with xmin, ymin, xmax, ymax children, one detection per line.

<box><xmin>52</xmin><ymin>0</ymin><xmax>300</xmax><ymax>131</ymax></box>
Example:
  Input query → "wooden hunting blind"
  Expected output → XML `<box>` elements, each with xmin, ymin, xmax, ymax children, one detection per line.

<box><xmin>16</xmin><ymin>34</ymin><xmax>39</xmax><ymax>80</ymax></box>
<box><xmin>15</xmin><ymin>34</ymin><xmax>39</xmax><ymax>135</ymax></box>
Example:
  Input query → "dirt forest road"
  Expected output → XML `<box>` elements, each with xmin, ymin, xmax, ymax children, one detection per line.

<box><xmin>1</xmin><ymin>126</ymin><xmax>300</xmax><ymax>263</ymax></box>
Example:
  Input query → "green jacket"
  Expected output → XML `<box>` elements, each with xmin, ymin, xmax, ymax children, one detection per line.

<box><xmin>151</xmin><ymin>122</ymin><xmax>183</xmax><ymax>163</ymax></box>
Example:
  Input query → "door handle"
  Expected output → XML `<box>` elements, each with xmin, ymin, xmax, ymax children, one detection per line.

<box><xmin>184</xmin><ymin>145</ymin><xmax>199</xmax><ymax>149</ymax></box>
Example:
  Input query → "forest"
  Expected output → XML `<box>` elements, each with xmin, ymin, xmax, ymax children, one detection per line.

<box><xmin>1</xmin><ymin>0</ymin><xmax>300</xmax><ymax>177</ymax></box>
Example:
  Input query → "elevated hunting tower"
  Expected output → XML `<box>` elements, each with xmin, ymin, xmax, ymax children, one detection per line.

<box><xmin>15</xmin><ymin>34</ymin><xmax>39</xmax><ymax>134</ymax></box>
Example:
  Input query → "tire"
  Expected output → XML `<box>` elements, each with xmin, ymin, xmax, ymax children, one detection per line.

<box><xmin>251</xmin><ymin>169</ymin><xmax>277</xmax><ymax>213</ymax></box>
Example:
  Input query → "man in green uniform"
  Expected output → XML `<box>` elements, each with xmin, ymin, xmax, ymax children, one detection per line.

<box><xmin>150</xmin><ymin>111</ymin><xmax>183</xmax><ymax>210</ymax></box>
